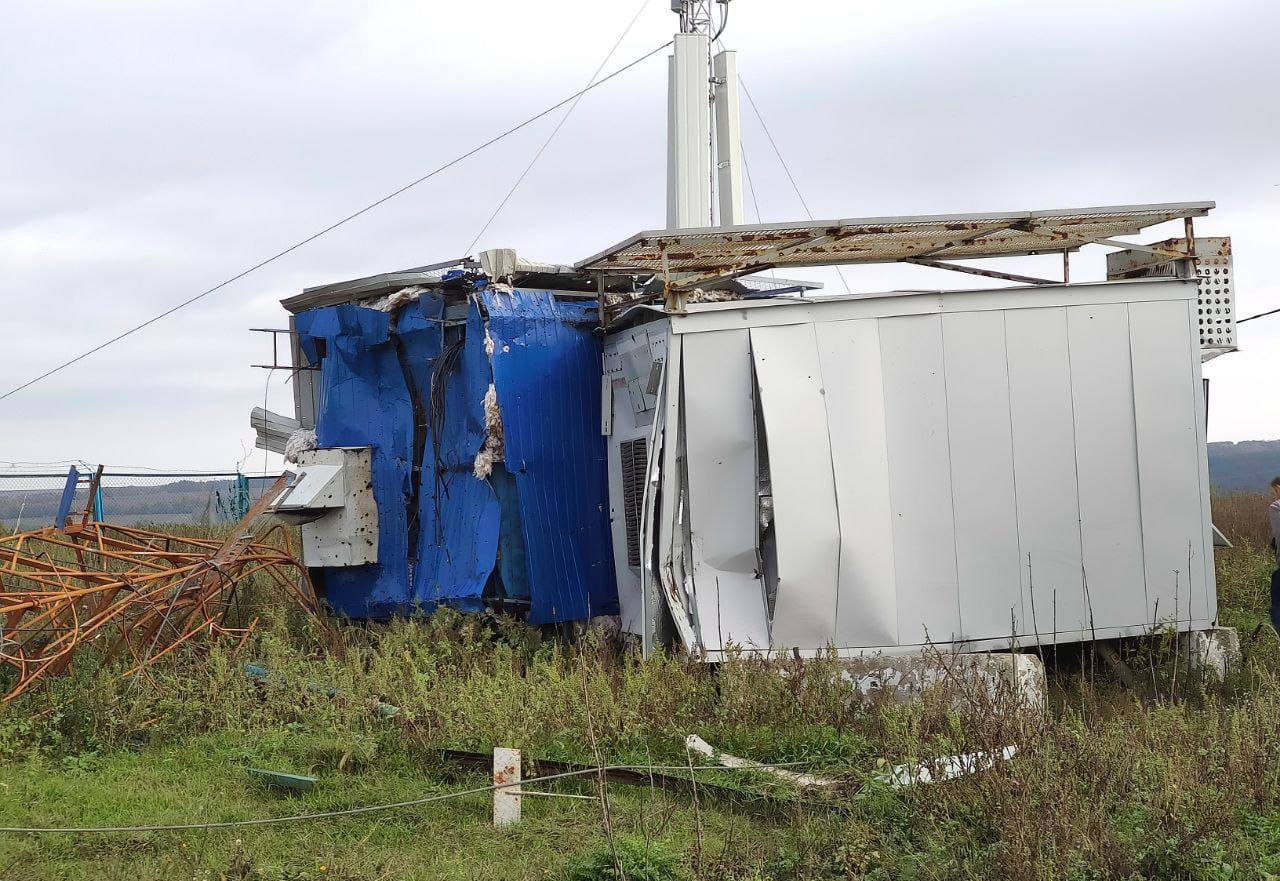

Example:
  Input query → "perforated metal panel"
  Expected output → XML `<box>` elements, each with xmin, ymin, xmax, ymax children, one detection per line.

<box><xmin>619</xmin><ymin>437</ymin><xmax>648</xmax><ymax>567</ymax></box>
<box><xmin>1105</xmin><ymin>237</ymin><xmax>1235</xmax><ymax>354</ymax></box>
<box><xmin>1195</xmin><ymin>242</ymin><xmax>1234</xmax><ymax>349</ymax></box>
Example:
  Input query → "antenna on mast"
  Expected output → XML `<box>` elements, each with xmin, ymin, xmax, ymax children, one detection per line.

<box><xmin>667</xmin><ymin>0</ymin><xmax>742</xmax><ymax>229</ymax></box>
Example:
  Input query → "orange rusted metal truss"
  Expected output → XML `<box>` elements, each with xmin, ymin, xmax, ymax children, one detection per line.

<box><xmin>0</xmin><ymin>475</ymin><xmax>325</xmax><ymax>702</ymax></box>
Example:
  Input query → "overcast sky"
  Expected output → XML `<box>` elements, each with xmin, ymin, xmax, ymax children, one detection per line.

<box><xmin>1</xmin><ymin>0</ymin><xmax>1277</xmax><ymax>475</ymax></box>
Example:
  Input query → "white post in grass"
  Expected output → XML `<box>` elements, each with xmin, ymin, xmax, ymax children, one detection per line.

<box><xmin>493</xmin><ymin>747</ymin><xmax>521</xmax><ymax>827</ymax></box>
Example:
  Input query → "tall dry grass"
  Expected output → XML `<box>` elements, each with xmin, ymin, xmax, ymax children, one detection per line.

<box><xmin>1213</xmin><ymin>490</ymin><xmax>1276</xmax><ymax>549</ymax></box>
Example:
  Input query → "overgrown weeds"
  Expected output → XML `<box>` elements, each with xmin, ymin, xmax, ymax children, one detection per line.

<box><xmin>1</xmin><ymin>528</ymin><xmax>1279</xmax><ymax>878</ymax></box>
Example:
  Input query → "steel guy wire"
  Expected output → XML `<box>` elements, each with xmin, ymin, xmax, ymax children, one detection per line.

<box><xmin>1238</xmin><ymin>305</ymin><xmax>1280</xmax><ymax>324</ymax></box>
<box><xmin>0</xmin><ymin>40</ymin><xmax>673</xmax><ymax>405</ymax></box>
<box><xmin>462</xmin><ymin>0</ymin><xmax>652</xmax><ymax>257</ymax></box>
<box><xmin>0</xmin><ymin>761</ymin><xmax>828</xmax><ymax>834</ymax></box>
<box><xmin>731</xmin><ymin>62</ymin><xmax>853</xmax><ymax>295</ymax></box>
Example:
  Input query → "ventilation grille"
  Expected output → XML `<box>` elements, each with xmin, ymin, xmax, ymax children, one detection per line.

<box><xmin>620</xmin><ymin>437</ymin><xmax>647</xmax><ymax>568</ymax></box>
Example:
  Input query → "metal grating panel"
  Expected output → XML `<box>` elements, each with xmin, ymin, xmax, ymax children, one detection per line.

<box><xmin>577</xmin><ymin>202</ymin><xmax>1214</xmax><ymax>285</ymax></box>
<box><xmin>620</xmin><ymin>437</ymin><xmax>647</xmax><ymax>568</ymax></box>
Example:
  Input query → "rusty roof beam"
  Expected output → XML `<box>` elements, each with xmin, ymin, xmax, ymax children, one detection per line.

<box><xmin>902</xmin><ymin>258</ymin><xmax>1059</xmax><ymax>286</ymax></box>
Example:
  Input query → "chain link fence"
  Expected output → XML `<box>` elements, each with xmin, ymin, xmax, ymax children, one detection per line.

<box><xmin>0</xmin><ymin>471</ymin><xmax>285</xmax><ymax>531</ymax></box>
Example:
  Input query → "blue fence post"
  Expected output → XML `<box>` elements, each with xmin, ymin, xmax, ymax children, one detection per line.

<box><xmin>55</xmin><ymin>466</ymin><xmax>79</xmax><ymax>530</ymax></box>
<box><xmin>93</xmin><ymin>484</ymin><xmax>105</xmax><ymax>522</ymax></box>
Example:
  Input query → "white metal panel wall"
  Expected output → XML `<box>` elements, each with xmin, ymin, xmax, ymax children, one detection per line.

<box><xmin>1065</xmin><ymin>304</ymin><xmax>1149</xmax><ymax>629</ymax></box>
<box><xmin>749</xmin><ymin>323</ymin><xmax>841</xmax><ymax>649</ymax></box>
<box><xmin>814</xmin><ymin>320</ymin><xmax>898</xmax><ymax>647</ymax></box>
<box><xmin>878</xmin><ymin>316</ymin><xmax>963</xmax><ymax>646</ymax></box>
<box><xmin>1188</xmin><ymin>311</ymin><xmax>1217</xmax><ymax>619</ymax></box>
<box><xmin>1129</xmin><ymin>299</ymin><xmax>1210</xmax><ymax>626</ymax></box>
<box><xmin>1004</xmin><ymin>308</ymin><xmax>1086</xmax><ymax>638</ymax></box>
<box><xmin>940</xmin><ymin>311</ymin><xmax>1024</xmax><ymax>643</ymax></box>
<box><xmin>682</xmin><ymin>330</ymin><xmax>771</xmax><ymax>650</ymax></box>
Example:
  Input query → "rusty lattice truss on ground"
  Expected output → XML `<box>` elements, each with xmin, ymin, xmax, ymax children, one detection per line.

<box><xmin>0</xmin><ymin>477</ymin><xmax>324</xmax><ymax>702</ymax></box>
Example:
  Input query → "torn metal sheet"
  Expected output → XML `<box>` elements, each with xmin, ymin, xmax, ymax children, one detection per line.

<box><xmin>681</xmin><ymin>330</ymin><xmax>770</xmax><ymax>651</ymax></box>
<box><xmin>748</xmin><ymin>324</ymin><xmax>840</xmax><ymax>650</ymax></box>
<box><xmin>654</xmin><ymin>335</ymin><xmax>700</xmax><ymax>650</ymax></box>
<box><xmin>412</xmin><ymin>302</ymin><xmax>500</xmax><ymax>612</ymax></box>
<box><xmin>483</xmin><ymin>288</ymin><xmax>619</xmax><ymax>624</ymax></box>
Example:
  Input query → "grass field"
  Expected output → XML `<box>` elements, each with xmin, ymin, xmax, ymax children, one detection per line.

<box><xmin>1</xmin><ymin>497</ymin><xmax>1279</xmax><ymax>880</ymax></box>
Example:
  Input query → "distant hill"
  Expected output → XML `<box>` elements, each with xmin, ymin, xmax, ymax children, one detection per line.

<box><xmin>1208</xmin><ymin>440</ymin><xmax>1280</xmax><ymax>492</ymax></box>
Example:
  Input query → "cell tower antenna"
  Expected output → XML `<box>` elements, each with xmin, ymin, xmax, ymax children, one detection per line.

<box><xmin>667</xmin><ymin>0</ymin><xmax>742</xmax><ymax>229</ymax></box>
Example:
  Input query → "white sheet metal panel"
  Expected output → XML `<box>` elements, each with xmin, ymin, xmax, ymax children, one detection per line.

<box><xmin>1004</xmin><ymin>308</ymin><xmax>1086</xmax><ymax>639</ymax></box>
<box><xmin>749</xmin><ymin>323</ymin><xmax>840</xmax><ymax>649</ymax></box>
<box><xmin>1129</xmin><ymin>299</ymin><xmax>1210</xmax><ymax>627</ymax></box>
<box><xmin>939</xmin><ymin>311</ymin><xmax>1023</xmax><ymax>643</ymax></box>
<box><xmin>682</xmin><ymin>330</ymin><xmax>770</xmax><ymax>650</ymax></box>
<box><xmin>879</xmin><ymin>316</ymin><xmax>962</xmax><ymax>646</ymax></box>
<box><xmin>1065</xmin><ymin>304</ymin><xmax>1149</xmax><ymax>629</ymax></box>
<box><xmin>1188</xmin><ymin>312</ymin><xmax>1217</xmax><ymax>620</ymax></box>
<box><xmin>814</xmin><ymin>320</ymin><xmax>898</xmax><ymax>648</ymax></box>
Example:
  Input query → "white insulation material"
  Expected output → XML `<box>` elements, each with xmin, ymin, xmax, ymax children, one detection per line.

<box><xmin>283</xmin><ymin>428</ymin><xmax>318</xmax><ymax>464</ymax></box>
<box><xmin>612</xmin><ymin>277</ymin><xmax>1216</xmax><ymax>656</ymax></box>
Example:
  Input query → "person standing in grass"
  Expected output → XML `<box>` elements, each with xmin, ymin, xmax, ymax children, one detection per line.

<box><xmin>1271</xmin><ymin>475</ymin><xmax>1280</xmax><ymax>633</ymax></box>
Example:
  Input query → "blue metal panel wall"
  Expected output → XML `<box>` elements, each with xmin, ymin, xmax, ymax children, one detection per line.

<box><xmin>294</xmin><ymin>305</ymin><xmax>415</xmax><ymax>617</ymax></box>
<box><xmin>482</xmin><ymin>288</ymin><xmax>620</xmax><ymax>623</ymax></box>
<box><xmin>411</xmin><ymin>303</ymin><xmax>500</xmax><ymax>610</ymax></box>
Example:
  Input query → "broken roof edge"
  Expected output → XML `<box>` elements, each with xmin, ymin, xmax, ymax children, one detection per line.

<box><xmin>574</xmin><ymin>200</ymin><xmax>1216</xmax><ymax>272</ymax></box>
<box><xmin>281</xmin><ymin>259</ymin><xmax>477</xmax><ymax>314</ymax></box>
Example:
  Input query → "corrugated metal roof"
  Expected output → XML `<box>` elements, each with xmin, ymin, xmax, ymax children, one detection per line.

<box><xmin>575</xmin><ymin>202</ymin><xmax>1214</xmax><ymax>284</ymax></box>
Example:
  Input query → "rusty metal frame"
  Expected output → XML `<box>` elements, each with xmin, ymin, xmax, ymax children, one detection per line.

<box><xmin>576</xmin><ymin>201</ymin><xmax>1214</xmax><ymax>296</ymax></box>
<box><xmin>901</xmin><ymin>258</ymin><xmax>1059</xmax><ymax>286</ymax></box>
<box><xmin>0</xmin><ymin>476</ymin><xmax>328</xmax><ymax>702</ymax></box>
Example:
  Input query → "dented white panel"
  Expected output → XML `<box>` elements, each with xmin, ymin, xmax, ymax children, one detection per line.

<box><xmin>941</xmin><ymin>311</ymin><xmax>1024</xmax><ymax>643</ymax></box>
<box><xmin>1066</xmin><ymin>304</ymin><xmax>1148</xmax><ymax>629</ymax></box>
<box><xmin>1005</xmin><ymin>309</ymin><xmax>1086</xmax><ymax>638</ymax></box>
<box><xmin>614</xmin><ymin>276</ymin><xmax>1213</xmax><ymax>657</ymax></box>
<box><xmin>814</xmin><ymin>320</ymin><xmax>898</xmax><ymax>648</ymax></box>
<box><xmin>878</xmin><ymin>316</ymin><xmax>962</xmax><ymax>646</ymax></box>
<box><xmin>682</xmin><ymin>331</ymin><xmax>771</xmax><ymax>650</ymax></box>
<box><xmin>749</xmin><ymin>323</ymin><xmax>840</xmax><ymax>649</ymax></box>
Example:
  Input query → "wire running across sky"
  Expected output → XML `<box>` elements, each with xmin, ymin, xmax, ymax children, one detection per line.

<box><xmin>0</xmin><ymin>39</ymin><xmax>673</xmax><ymax>406</ymax></box>
<box><xmin>461</xmin><ymin>0</ymin><xmax>652</xmax><ymax>256</ymax></box>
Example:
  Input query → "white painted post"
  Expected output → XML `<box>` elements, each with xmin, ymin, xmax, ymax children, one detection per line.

<box><xmin>493</xmin><ymin>747</ymin><xmax>521</xmax><ymax>827</ymax></box>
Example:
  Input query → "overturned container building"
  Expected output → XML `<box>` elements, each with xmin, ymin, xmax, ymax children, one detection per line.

<box><xmin>260</xmin><ymin>200</ymin><xmax>1235</xmax><ymax>660</ymax></box>
<box><xmin>254</xmin><ymin>7</ymin><xmax>1236</xmax><ymax>658</ymax></box>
